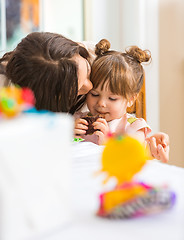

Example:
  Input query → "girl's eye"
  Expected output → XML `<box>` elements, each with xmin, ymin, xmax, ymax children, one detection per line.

<box><xmin>91</xmin><ymin>92</ymin><xmax>99</xmax><ymax>97</ymax></box>
<box><xmin>109</xmin><ymin>97</ymin><xmax>117</xmax><ymax>101</ymax></box>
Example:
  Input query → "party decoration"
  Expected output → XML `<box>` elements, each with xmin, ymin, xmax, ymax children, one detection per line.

<box><xmin>0</xmin><ymin>86</ymin><xmax>35</xmax><ymax>118</ymax></box>
<box><xmin>97</xmin><ymin>134</ymin><xmax>176</xmax><ymax>219</ymax></box>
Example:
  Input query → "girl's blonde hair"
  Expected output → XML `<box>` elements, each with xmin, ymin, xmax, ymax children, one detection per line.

<box><xmin>91</xmin><ymin>39</ymin><xmax>151</xmax><ymax>99</ymax></box>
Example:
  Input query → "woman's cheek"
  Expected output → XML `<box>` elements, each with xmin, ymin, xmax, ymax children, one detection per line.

<box><xmin>78</xmin><ymin>79</ymin><xmax>93</xmax><ymax>95</ymax></box>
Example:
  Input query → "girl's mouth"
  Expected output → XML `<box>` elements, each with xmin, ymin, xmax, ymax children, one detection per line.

<box><xmin>96</xmin><ymin>111</ymin><xmax>108</xmax><ymax>118</ymax></box>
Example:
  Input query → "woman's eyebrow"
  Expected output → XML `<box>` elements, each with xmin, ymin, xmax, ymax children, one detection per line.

<box><xmin>90</xmin><ymin>88</ymin><xmax>97</xmax><ymax>92</ymax></box>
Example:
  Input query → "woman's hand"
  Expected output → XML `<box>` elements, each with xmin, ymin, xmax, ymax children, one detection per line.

<box><xmin>146</xmin><ymin>132</ymin><xmax>169</xmax><ymax>163</ymax></box>
<box><xmin>93</xmin><ymin>118</ymin><xmax>109</xmax><ymax>145</ymax></box>
<box><xmin>74</xmin><ymin>118</ymin><xmax>88</xmax><ymax>138</ymax></box>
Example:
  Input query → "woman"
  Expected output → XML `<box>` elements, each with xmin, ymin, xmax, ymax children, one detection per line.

<box><xmin>0</xmin><ymin>32</ymin><xmax>169</xmax><ymax>162</ymax></box>
<box><xmin>0</xmin><ymin>32</ymin><xmax>92</xmax><ymax>114</ymax></box>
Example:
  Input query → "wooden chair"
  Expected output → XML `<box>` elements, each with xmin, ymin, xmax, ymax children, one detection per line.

<box><xmin>127</xmin><ymin>79</ymin><xmax>146</xmax><ymax>120</ymax></box>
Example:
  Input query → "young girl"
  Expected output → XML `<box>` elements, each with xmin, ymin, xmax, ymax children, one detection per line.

<box><xmin>75</xmin><ymin>40</ymin><xmax>155</xmax><ymax>149</ymax></box>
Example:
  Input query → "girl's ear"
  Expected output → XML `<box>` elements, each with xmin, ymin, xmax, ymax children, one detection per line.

<box><xmin>127</xmin><ymin>95</ymin><xmax>138</xmax><ymax>107</ymax></box>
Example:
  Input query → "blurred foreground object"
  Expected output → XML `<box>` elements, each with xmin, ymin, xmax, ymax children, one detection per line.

<box><xmin>0</xmin><ymin>86</ymin><xmax>35</xmax><ymax>118</ymax></box>
<box><xmin>97</xmin><ymin>134</ymin><xmax>176</xmax><ymax>219</ymax></box>
<box><xmin>0</xmin><ymin>110</ymin><xmax>73</xmax><ymax>239</ymax></box>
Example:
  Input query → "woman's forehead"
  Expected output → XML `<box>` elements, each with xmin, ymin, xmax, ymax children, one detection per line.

<box><xmin>72</xmin><ymin>54</ymin><xmax>89</xmax><ymax>74</ymax></box>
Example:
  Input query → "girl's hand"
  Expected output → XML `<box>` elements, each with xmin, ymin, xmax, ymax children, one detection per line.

<box><xmin>74</xmin><ymin>118</ymin><xmax>88</xmax><ymax>138</ymax></box>
<box><xmin>146</xmin><ymin>132</ymin><xmax>169</xmax><ymax>163</ymax></box>
<box><xmin>93</xmin><ymin>118</ymin><xmax>109</xmax><ymax>145</ymax></box>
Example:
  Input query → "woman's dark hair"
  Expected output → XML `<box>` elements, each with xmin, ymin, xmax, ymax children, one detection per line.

<box><xmin>1</xmin><ymin>32</ymin><xmax>89</xmax><ymax>114</ymax></box>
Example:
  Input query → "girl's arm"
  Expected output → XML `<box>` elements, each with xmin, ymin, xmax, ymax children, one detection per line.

<box><xmin>134</xmin><ymin>130</ymin><xmax>169</xmax><ymax>163</ymax></box>
<box><xmin>132</xmin><ymin>129</ymin><xmax>146</xmax><ymax>143</ymax></box>
<box><xmin>127</xmin><ymin>119</ymin><xmax>169</xmax><ymax>162</ymax></box>
<box><xmin>146</xmin><ymin>132</ymin><xmax>169</xmax><ymax>163</ymax></box>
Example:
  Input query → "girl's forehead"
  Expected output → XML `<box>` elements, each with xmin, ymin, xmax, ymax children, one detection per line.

<box><xmin>95</xmin><ymin>81</ymin><xmax>110</xmax><ymax>91</ymax></box>
<box><xmin>93</xmin><ymin>83</ymin><xmax>117</xmax><ymax>96</ymax></box>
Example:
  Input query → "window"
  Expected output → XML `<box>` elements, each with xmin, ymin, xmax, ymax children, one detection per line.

<box><xmin>0</xmin><ymin>0</ymin><xmax>40</xmax><ymax>54</ymax></box>
<box><xmin>0</xmin><ymin>0</ymin><xmax>84</xmax><ymax>55</ymax></box>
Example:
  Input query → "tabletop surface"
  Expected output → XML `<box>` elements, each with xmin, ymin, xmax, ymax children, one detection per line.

<box><xmin>36</xmin><ymin>142</ymin><xmax>184</xmax><ymax>240</ymax></box>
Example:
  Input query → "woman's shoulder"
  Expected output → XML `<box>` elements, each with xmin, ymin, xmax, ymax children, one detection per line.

<box><xmin>80</xmin><ymin>41</ymin><xmax>97</xmax><ymax>64</ymax></box>
<box><xmin>80</xmin><ymin>41</ymin><xmax>95</xmax><ymax>51</ymax></box>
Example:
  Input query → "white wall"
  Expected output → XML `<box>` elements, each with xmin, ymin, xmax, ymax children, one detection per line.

<box><xmin>159</xmin><ymin>0</ymin><xmax>184</xmax><ymax>167</ymax></box>
<box><xmin>143</xmin><ymin>0</ymin><xmax>159</xmax><ymax>134</ymax></box>
<box><xmin>40</xmin><ymin>0</ymin><xmax>84</xmax><ymax>41</ymax></box>
<box><xmin>0</xmin><ymin>0</ymin><xmax>7</xmax><ymax>54</ymax></box>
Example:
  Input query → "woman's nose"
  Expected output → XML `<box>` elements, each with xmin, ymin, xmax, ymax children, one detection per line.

<box><xmin>78</xmin><ymin>79</ymin><xmax>93</xmax><ymax>95</ymax></box>
<box><xmin>84</xmin><ymin>79</ymin><xmax>93</xmax><ymax>92</ymax></box>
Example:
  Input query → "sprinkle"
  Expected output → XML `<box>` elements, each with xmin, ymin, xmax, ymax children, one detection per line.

<box><xmin>116</xmin><ymin>135</ymin><xmax>124</xmax><ymax>141</ymax></box>
<box><xmin>107</xmin><ymin>131</ymin><xmax>113</xmax><ymax>138</ymax></box>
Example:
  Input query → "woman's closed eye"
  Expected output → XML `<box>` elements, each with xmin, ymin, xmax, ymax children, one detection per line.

<box><xmin>90</xmin><ymin>92</ymin><xmax>99</xmax><ymax>97</ymax></box>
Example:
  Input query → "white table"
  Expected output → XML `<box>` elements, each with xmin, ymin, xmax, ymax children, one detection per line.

<box><xmin>39</xmin><ymin>142</ymin><xmax>184</xmax><ymax>240</ymax></box>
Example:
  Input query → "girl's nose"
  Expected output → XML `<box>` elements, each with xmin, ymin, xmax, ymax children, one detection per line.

<box><xmin>98</xmin><ymin>98</ymin><xmax>106</xmax><ymax>107</ymax></box>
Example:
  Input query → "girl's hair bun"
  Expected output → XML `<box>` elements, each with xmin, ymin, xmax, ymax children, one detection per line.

<box><xmin>126</xmin><ymin>46</ymin><xmax>151</xmax><ymax>63</ymax></box>
<box><xmin>95</xmin><ymin>39</ymin><xmax>111</xmax><ymax>56</ymax></box>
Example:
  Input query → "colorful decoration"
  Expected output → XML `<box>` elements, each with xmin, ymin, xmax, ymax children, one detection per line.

<box><xmin>101</xmin><ymin>136</ymin><xmax>150</xmax><ymax>184</ymax></box>
<box><xmin>97</xmin><ymin>182</ymin><xmax>176</xmax><ymax>218</ymax></box>
<box><xmin>0</xmin><ymin>86</ymin><xmax>35</xmax><ymax>118</ymax></box>
<box><xmin>97</xmin><ymin>134</ymin><xmax>176</xmax><ymax>219</ymax></box>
